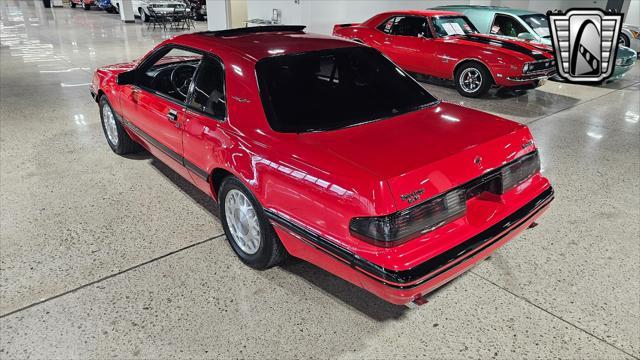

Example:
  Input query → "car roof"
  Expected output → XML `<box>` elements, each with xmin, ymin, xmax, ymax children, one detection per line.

<box><xmin>170</xmin><ymin>26</ymin><xmax>361</xmax><ymax>62</ymax></box>
<box><xmin>433</xmin><ymin>5</ymin><xmax>537</xmax><ymax>16</ymax></box>
<box><xmin>377</xmin><ymin>9</ymin><xmax>462</xmax><ymax>17</ymax></box>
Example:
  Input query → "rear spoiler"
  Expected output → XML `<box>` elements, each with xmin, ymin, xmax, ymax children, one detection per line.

<box><xmin>203</xmin><ymin>25</ymin><xmax>306</xmax><ymax>37</ymax></box>
<box><xmin>332</xmin><ymin>23</ymin><xmax>358</xmax><ymax>35</ymax></box>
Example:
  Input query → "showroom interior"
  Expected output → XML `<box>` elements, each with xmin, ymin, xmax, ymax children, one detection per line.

<box><xmin>0</xmin><ymin>0</ymin><xmax>638</xmax><ymax>358</ymax></box>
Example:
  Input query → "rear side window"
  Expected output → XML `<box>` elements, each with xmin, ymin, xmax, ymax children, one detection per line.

<box><xmin>378</xmin><ymin>16</ymin><xmax>431</xmax><ymax>37</ymax></box>
<box><xmin>189</xmin><ymin>56</ymin><xmax>226</xmax><ymax>120</ymax></box>
<box><xmin>256</xmin><ymin>46</ymin><xmax>437</xmax><ymax>133</ymax></box>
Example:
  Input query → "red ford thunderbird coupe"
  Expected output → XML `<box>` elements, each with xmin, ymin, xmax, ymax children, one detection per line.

<box><xmin>91</xmin><ymin>26</ymin><xmax>553</xmax><ymax>306</ymax></box>
<box><xmin>333</xmin><ymin>10</ymin><xmax>556</xmax><ymax>97</ymax></box>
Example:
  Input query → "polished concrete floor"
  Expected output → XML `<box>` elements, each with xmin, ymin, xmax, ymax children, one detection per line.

<box><xmin>0</xmin><ymin>1</ymin><xmax>639</xmax><ymax>359</ymax></box>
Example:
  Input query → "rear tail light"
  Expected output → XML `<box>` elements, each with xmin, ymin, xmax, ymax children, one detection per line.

<box><xmin>349</xmin><ymin>189</ymin><xmax>466</xmax><ymax>247</ymax></box>
<box><xmin>500</xmin><ymin>151</ymin><xmax>540</xmax><ymax>193</ymax></box>
<box><xmin>350</xmin><ymin>151</ymin><xmax>541</xmax><ymax>247</ymax></box>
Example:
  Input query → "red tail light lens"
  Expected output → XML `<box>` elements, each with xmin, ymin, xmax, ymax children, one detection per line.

<box><xmin>500</xmin><ymin>151</ymin><xmax>540</xmax><ymax>193</ymax></box>
<box><xmin>349</xmin><ymin>189</ymin><xmax>466</xmax><ymax>247</ymax></box>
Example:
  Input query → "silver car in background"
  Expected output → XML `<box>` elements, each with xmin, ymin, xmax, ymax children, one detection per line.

<box><xmin>620</xmin><ymin>24</ymin><xmax>640</xmax><ymax>54</ymax></box>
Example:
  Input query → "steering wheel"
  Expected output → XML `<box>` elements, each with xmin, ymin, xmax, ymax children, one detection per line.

<box><xmin>170</xmin><ymin>64</ymin><xmax>197</xmax><ymax>98</ymax></box>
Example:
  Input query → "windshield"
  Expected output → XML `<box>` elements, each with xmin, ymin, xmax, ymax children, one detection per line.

<box><xmin>521</xmin><ymin>14</ymin><xmax>550</xmax><ymax>38</ymax></box>
<box><xmin>256</xmin><ymin>47</ymin><xmax>438</xmax><ymax>133</ymax></box>
<box><xmin>432</xmin><ymin>16</ymin><xmax>478</xmax><ymax>37</ymax></box>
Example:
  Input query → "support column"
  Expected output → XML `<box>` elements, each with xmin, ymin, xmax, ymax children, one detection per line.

<box><xmin>207</xmin><ymin>0</ymin><xmax>229</xmax><ymax>31</ymax></box>
<box><xmin>119</xmin><ymin>0</ymin><xmax>135</xmax><ymax>23</ymax></box>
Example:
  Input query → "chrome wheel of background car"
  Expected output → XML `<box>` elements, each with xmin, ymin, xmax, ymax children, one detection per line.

<box><xmin>225</xmin><ymin>189</ymin><xmax>261</xmax><ymax>255</ymax></box>
<box><xmin>140</xmin><ymin>9</ymin><xmax>147</xmax><ymax>22</ymax></box>
<box><xmin>459</xmin><ymin>68</ymin><xmax>482</xmax><ymax>93</ymax></box>
<box><xmin>619</xmin><ymin>34</ymin><xmax>630</xmax><ymax>47</ymax></box>
<box><xmin>102</xmin><ymin>102</ymin><xmax>119</xmax><ymax>146</ymax></box>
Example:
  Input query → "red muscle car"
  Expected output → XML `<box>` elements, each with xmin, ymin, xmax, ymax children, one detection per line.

<box><xmin>333</xmin><ymin>10</ymin><xmax>556</xmax><ymax>97</ymax></box>
<box><xmin>91</xmin><ymin>26</ymin><xmax>553</xmax><ymax>306</ymax></box>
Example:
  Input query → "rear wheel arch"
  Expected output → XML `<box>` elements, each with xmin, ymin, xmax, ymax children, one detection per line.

<box><xmin>95</xmin><ymin>89</ymin><xmax>105</xmax><ymax>103</ymax></box>
<box><xmin>210</xmin><ymin>167</ymin><xmax>234</xmax><ymax>200</ymax></box>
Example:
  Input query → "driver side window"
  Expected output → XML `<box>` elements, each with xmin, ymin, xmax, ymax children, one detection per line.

<box><xmin>491</xmin><ymin>14</ymin><xmax>528</xmax><ymax>38</ymax></box>
<box><xmin>140</xmin><ymin>47</ymin><xmax>202</xmax><ymax>103</ymax></box>
<box><xmin>189</xmin><ymin>56</ymin><xmax>226</xmax><ymax>120</ymax></box>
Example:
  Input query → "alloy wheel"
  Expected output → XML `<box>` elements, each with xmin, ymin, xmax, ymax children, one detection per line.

<box><xmin>459</xmin><ymin>67</ymin><xmax>482</xmax><ymax>93</ymax></box>
<box><xmin>224</xmin><ymin>189</ymin><xmax>261</xmax><ymax>255</ymax></box>
<box><xmin>102</xmin><ymin>102</ymin><xmax>119</xmax><ymax>145</ymax></box>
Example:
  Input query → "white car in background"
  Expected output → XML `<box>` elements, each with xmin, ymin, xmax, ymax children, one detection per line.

<box><xmin>114</xmin><ymin>0</ymin><xmax>186</xmax><ymax>22</ymax></box>
<box><xmin>620</xmin><ymin>24</ymin><xmax>640</xmax><ymax>54</ymax></box>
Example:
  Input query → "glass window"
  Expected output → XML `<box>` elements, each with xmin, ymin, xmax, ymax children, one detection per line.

<box><xmin>189</xmin><ymin>57</ymin><xmax>226</xmax><ymax>120</ymax></box>
<box><xmin>140</xmin><ymin>47</ymin><xmax>202</xmax><ymax>102</ymax></box>
<box><xmin>378</xmin><ymin>16</ymin><xmax>431</xmax><ymax>37</ymax></box>
<box><xmin>255</xmin><ymin>47</ymin><xmax>438</xmax><ymax>133</ymax></box>
<box><xmin>491</xmin><ymin>14</ymin><xmax>528</xmax><ymax>38</ymax></box>
<box><xmin>520</xmin><ymin>14</ymin><xmax>550</xmax><ymax>39</ymax></box>
<box><xmin>432</xmin><ymin>16</ymin><xmax>478</xmax><ymax>37</ymax></box>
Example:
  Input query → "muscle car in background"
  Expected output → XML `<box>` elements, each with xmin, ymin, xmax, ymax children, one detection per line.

<box><xmin>434</xmin><ymin>5</ymin><xmax>637</xmax><ymax>81</ymax></box>
<box><xmin>113</xmin><ymin>0</ymin><xmax>186</xmax><ymax>21</ymax></box>
<box><xmin>91</xmin><ymin>26</ymin><xmax>553</xmax><ymax>306</ymax></box>
<box><xmin>333</xmin><ymin>10</ymin><xmax>556</xmax><ymax>97</ymax></box>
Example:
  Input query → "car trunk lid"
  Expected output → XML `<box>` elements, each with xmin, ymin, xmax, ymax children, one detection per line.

<box><xmin>297</xmin><ymin>102</ymin><xmax>535</xmax><ymax>212</ymax></box>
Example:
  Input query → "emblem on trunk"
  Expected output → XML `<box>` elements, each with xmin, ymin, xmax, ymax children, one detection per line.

<box><xmin>400</xmin><ymin>189</ymin><xmax>424</xmax><ymax>204</ymax></box>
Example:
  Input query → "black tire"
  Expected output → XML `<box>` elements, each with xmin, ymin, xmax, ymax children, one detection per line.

<box><xmin>105</xmin><ymin>7</ymin><xmax>114</xmax><ymax>13</ymax></box>
<box><xmin>83</xmin><ymin>3</ymin><xmax>90</xmax><ymax>10</ymax></box>
<box><xmin>219</xmin><ymin>177</ymin><xmax>287</xmax><ymax>270</ymax></box>
<box><xmin>99</xmin><ymin>95</ymin><xmax>140</xmax><ymax>155</ymax></box>
<box><xmin>70</xmin><ymin>1</ymin><xmax>76</xmax><ymax>8</ymax></box>
<box><xmin>140</xmin><ymin>8</ymin><xmax>149</xmax><ymax>22</ymax></box>
<box><xmin>619</xmin><ymin>34</ymin><xmax>630</xmax><ymax>48</ymax></box>
<box><xmin>114</xmin><ymin>4</ymin><xmax>119</xmax><ymax>13</ymax></box>
<box><xmin>454</xmin><ymin>62</ymin><xmax>492</xmax><ymax>98</ymax></box>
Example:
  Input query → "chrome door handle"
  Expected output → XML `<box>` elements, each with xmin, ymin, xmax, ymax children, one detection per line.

<box><xmin>167</xmin><ymin>109</ymin><xmax>178</xmax><ymax>122</ymax></box>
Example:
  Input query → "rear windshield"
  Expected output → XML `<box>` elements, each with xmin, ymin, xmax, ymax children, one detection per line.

<box><xmin>255</xmin><ymin>46</ymin><xmax>438</xmax><ymax>133</ymax></box>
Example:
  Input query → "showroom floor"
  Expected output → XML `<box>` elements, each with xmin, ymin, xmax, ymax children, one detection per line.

<box><xmin>1</xmin><ymin>1</ymin><xmax>639</xmax><ymax>359</ymax></box>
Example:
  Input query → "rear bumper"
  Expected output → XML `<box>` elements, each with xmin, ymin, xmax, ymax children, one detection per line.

<box><xmin>269</xmin><ymin>186</ymin><xmax>553</xmax><ymax>305</ymax></box>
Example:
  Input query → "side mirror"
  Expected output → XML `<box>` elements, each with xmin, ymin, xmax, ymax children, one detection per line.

<box><xmin>116</xmin><ymin>70</ymin><xmax>138</xmax><ymax>85</ymax></box>
<box><xmin>517</xmin><ymin>32</ymin><xmax>535</xmax><ymax>41</ymax></box>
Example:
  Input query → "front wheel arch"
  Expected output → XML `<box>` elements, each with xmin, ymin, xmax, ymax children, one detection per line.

<box><xmin>453</xmin><ymin>60</ymin><xmax>495</xmax><ymax>85</ymax></box>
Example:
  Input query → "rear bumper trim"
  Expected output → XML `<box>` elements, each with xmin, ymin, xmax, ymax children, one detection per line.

<box><xmin>266</xmin><ymin>186</ymin><xmax>554</xmax><ymax>289</ymax></box>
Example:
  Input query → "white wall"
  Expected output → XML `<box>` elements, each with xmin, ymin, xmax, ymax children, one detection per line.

<box><xmin>240</xmin><ymin>0</ymin><xmax>624</xmax><ymax>34</ymax></box>
<box><xmin>247</xmin><ymin>0</ymin><xmax>469</xmax><ymax>34</ymax></box>
<box><xmin>207</xmin><ymin>0</ymin><xmax>230</xmax><ymax>30</ymax></box>
<box><xmin>627</xmin><ymin>0</ymin><xmax>639</xmax><ymax>25</ymax></box>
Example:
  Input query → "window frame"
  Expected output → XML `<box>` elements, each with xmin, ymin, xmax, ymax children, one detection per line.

<box><xmin>132</xmin><ymin>44</ymin><xmax>228</xmax><ymax>122</ymax></box>
<box><xmin>377</xmin><ymin>15</ymin><xmax>432</xmax><ymax>38</ymax></box>
<box><xmin>133</xmin><ymin>44</ymin><xmax>205</xmax><ymax>105</ymax></box>
<box><xmin>490</xmin><ymin>13</ymin><xmax>529</xmax><ymax>38</ymax></box>
<box><xmin>184</xmin><ymin>53</ymin><xmax>228</xmax><ymax>122</ymax></box>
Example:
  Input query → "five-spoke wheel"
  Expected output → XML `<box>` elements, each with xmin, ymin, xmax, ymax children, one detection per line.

<box><xmin>454</xmin><ymin>62</ymin><xmax>492</xmax><ymax>98</ymax></box>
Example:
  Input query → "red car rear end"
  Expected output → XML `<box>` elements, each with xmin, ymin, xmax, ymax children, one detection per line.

<box><xmin>92</xmin><ymin>26</ymin><xmax>553</xmax><ymax>306</ymax></box>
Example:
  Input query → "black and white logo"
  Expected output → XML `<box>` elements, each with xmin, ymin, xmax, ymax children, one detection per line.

<box><xmin>548</xmin><ymin>9</ymin><xmax>623</xmax><ymax>82</ymax></box>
